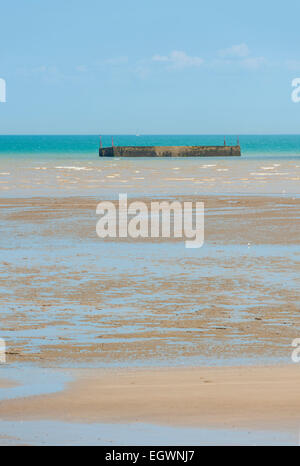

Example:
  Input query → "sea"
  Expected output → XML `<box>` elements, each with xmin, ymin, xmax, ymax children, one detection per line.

<box><xmin>0</xmin><ymin>134</ymin><xmax>299</xmax><ymax>197</ymax></box>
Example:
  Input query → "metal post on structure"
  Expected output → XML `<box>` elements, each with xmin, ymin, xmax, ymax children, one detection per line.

<box><xmin>224</xmin><ymin>136</ymin><xmax>226</xmax><ymax>146</ymax></box>
<box><xmin>112</xmin><ymin>136</ymin><xmax>114</xmax><ymax>147</ymax></box>
<box><xmin>100</xmin><ymin>136</ymin><xmax>102</xmax><ymax>149</ymax></box>
<box><xmin>237</xmin><ymin>136</ymin><xmax>240</xmax><ymax>146</ymax></box>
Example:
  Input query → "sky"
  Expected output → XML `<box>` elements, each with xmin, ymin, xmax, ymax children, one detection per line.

<box><xmin>1</xmin><ymin>0</ymin><xmax>300</xmax><ymax>134</ymax></box>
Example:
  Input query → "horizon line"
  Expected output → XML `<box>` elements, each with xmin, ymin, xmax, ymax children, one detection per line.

<box><xmin>1</xmin><ymin>133</ymin><xmax>300</xmax><ymax>137</ymax></box>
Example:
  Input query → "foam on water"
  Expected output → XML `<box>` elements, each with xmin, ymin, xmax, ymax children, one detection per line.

<box><xmin>0</xmin><ymin>135</ymin><xmax>299</xmax><ymax>197</ymax></box>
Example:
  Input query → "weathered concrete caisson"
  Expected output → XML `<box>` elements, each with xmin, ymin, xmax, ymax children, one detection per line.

<box><xmin>99</xmin><ymin>145</ymin><xmax>241</xmax><ymax>157</ymax></box>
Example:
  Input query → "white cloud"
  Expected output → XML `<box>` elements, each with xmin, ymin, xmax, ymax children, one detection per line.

<box><xmin>216</xmin><ymin>43</ymin><xmax>266</xmax><ymax>70</ymax></box>
<box><xmin>152</xmin><ymin>51</ymin><xmax>204</xmax><ymax>69</ymax></box>
<box><xmin>150</xmin><ymin>46</ymin><xmax>266</xmax><ymax>72</ymax></box>
<box><xmin>219</xmin><ymin>43</ymin><xmax>250</xmax><ymax>58</ymax></box>
<box><xmin>241</xmin><ymin>56</ymin><xmax>265</xmax><ymax>70</ymax></box>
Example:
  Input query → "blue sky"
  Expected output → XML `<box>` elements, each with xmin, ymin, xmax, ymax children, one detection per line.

<box><xmin>1</xmin><ymin>0</ymin><xmax>300</xmax><ymax>134</ymax></box>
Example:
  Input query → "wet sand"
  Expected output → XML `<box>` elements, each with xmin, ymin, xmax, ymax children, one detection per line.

<box><xmin>0</xmin><ymin>379</ymin><xmax>16</xmax><ymax>389</ymax></box>
<box><xmin>0</xmin><ymin>365</ymin><xmax>300</xmax><ymax>433</ymax></box>
<box><xmin>0</xmin><ymin>194</ymin><xmax>299</xmax><ymax>366</ymax></box>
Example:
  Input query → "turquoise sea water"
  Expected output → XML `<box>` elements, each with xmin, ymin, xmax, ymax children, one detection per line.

<box><xmin>1</xmin><ymin>134</ymin><xmax>300</xmax><ymax>159</ymax></box>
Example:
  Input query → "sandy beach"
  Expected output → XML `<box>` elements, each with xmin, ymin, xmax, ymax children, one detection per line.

<box><xmin>0</xmin><ymin>364</ymin><xmax>300</xmax><ymax>442</ymax></box>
